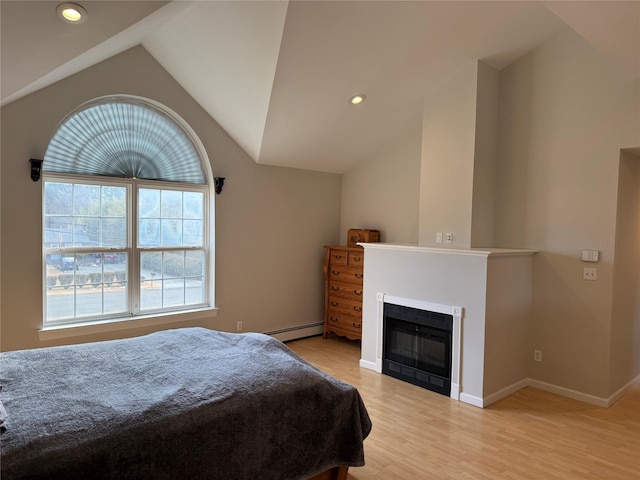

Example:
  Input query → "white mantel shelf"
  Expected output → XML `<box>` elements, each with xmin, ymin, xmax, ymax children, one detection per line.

<box><xmin>359</xmin><ymin>243</ymin><xmax>537</xmax><ymax>257</ymax></box>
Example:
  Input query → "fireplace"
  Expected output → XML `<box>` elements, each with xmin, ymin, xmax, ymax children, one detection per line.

<box><xmin>382</xmin><ymin>303</ymin><xmax>453</xmax><ymax>396</ymax></box>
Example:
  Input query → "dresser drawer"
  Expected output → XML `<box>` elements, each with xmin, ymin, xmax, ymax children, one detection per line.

<box><xmin>348</xmin><ymin>250</ymin><xmax>364</xmax><ymax>267</ymax></box>
<box><xmin>328</xmin><ymin>249</ymin><xmax>348</xmax><ymax>266</ymax></box>
<box><xmin>328</xmin><ymin>295</ymin><xmax>363</xmax><ymax>316</ymax></box>
<box><xmin>327</xmin><ymin>311</ymin><xmax>362</xmax><ymax>334</ymax></box>
<box><xmin>328</xmin><ymin>265</ymin><xmax>363</xmax><ymax>285</ymax></box>
<box><xmin>328</xmin><ymin>281</ymin><xmax>363</xmax><ymax>300</ymax></box>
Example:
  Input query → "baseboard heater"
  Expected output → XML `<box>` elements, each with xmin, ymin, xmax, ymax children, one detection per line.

<box><xmin>264</xmin><ymin>322</ymin><xmax>324</xmax><ymax>342</ymax></box>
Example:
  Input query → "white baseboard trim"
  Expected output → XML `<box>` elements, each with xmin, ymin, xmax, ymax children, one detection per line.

<box><xmin>483</xmin><ymin>378</ymin><xmax>530</xmax><ymax>407</ymax></box>
<box><xmin>484</xmin><ymin>376</ymin><xmax>640</xmax><ymax>409</ymax></box>
<box><xmin>605</xmin><ymin>373</ymin><xmax>640</xmax><ymax>407</ymax></box>
<box><xmin>459</xmin><ymin>392</ymin><xmax>484</xmax><ymax>408</ymax></box>
<box><xmin>450</xmin><ymin>382</ymin><xmax>461</xmax><ymax>401</ymax></box>
<box><xmin>528</xmin><ymin>379</ymin><xmax>610</xmax><ymax>407</ymax></box>
<box><xmin>267</xmin><ymin>323</ymin><xmax>323</xmax><ymax>343</ymax></box>
<box><xmin>359</xmin><ymin>359</ymin><xmax>378</xmax><ymax>371</ymax></box>
<box><xmin>466</xmin><ymin>375</ymin><xmax>640</xmax><ymax>409</ymax></box>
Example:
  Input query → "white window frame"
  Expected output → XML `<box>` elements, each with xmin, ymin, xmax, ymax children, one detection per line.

<box><xmin>41</xmin><ymin>173</ymin><xmax>215</xmax><ymax>334</ymax></box>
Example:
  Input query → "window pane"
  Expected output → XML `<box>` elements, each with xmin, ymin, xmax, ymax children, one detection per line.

<box><xmin>139</xmin><ymin>250</ymin><xmax>204</xmax><ymax>311</ymax></box>
<box><xmin>46</xmin><ymin>287</ymin><xmax>74</xmax><ymax>321</ymax></box>
<box><xmin>183</xmin><ymin>192</ymin><xmax>203</xmax><ymax>219</ymax></box>
<box><xmin>139</xmin><ymin>219</ymin><xmax>160</xmax><ymax>246</ymax></box>
<box><xmin>45</xmin><ymin>252</ymin><xmax>128</xmax><ymax>322</ymax></box>
<box><xmin>163</xmin><ymin>278</ymin><xmax>185</xmax><ymax>307</ymax></box>
<box><xmin>141</xmin><ymin>251</ymin><xmax>162</xmax><ymax>277</ymax></box>
<box><xmin>140</xmin><ymin>252</ymin><xmax>162</xmax><ymax>310</ymax></box>
<box><xmin>163</xmin><ymin>251</ymin><xmax>184</xmax><ymax>279</ymax></box>
<box><xmin>102</xmin><ymin>218</ymin><xmax>126</xmax><ymax>247</ymax></box>
<box><xmin>73</xmin><ymin>217</ymin><xmax>98</xmax><ymax>247</ymax></box>
<box><xmin>139</xmin><ymin>189</ymin><xmax>160</xmax><ymax>218</ymax></box>
<box><xmin>185</xmin><ymin>250</ymin><xmax>204</xmax><ymax>277</ymax></box>
<box><xmin>73</xmin><ymin>184</ymin><xmax>100</xmax><ymax>216</ymax></box>
<box><xmin>183</xmin><ymin>220</ymin><xmax>203</xmax><ymax>246</ymax></box>
<box><xmin>161</xmin><ymin>190</ymin><xmax>182</xmax><ymax>218</ymax></box>
<box><xmin>161</xmin><ymin>219</ymin><xmax>182</xmax><ymax>246</ymax></box>
<box><xmin>44</xmin><ymin>217</ymin><xmax>73</xmax><ymax>248</ymax></box>
<box><xmin>185</xmin><ymin>250</ymin><xmax>205</xmax><ymax>305</ymax></box>
<box><xmin>102</xmin><ymin>256</ymin><xmax>127</xmax><ymax>315</ymax></box>
<box><xmin>186</xmin><ymin>277</ymin><xmax>205</xmax><ymax>305</ymax></box>
<box><xmin>101</xmin><ymin>186</ymin><xmax>126</xmax><ymax>247</ymax></box>
<box><xmin>44</xmin><ymin>182</ymin><xmax>72</xmax><ymax>215</ymax></box>
<box><xmin>101</xmin><ymin>186</ymin><xmax>126</xmax><ymax>216</ymax></box>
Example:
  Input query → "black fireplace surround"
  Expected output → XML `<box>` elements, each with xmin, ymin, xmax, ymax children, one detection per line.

<box><xmin>382</xmin><ymin>303</ymin><xmax>453</xmax><ymax>396</ymax></box>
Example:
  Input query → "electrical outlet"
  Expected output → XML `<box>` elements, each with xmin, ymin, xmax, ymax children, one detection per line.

<box><xmin>534</xmin><ymin>349</ymin><xmax>542</xmax><ymax>362</ymax></box>
<box><xmin>236</xmin><ymin>321</ymin><xmax>243</xmax><ymax>331</ymax></box>
<box><xmin>445</xmin><ymin>233</ymin><xmax>453</xmax><ymax>244</ymax></box>
<box><xmin>583</xmin><ymin>268</ymin><xmax>597</xmax><ymax>281</ymax></box>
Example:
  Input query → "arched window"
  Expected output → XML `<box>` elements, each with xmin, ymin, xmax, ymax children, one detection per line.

<box><xmin>42</xmin><ymin>96</ymin><xmax>213</xmax><ymax>327</ymax></box>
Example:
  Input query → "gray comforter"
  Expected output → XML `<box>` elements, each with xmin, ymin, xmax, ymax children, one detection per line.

<box><xmin>0</xmin><ymin>327</ymin><xmax>371</xmax><ymax>479</ymax></box>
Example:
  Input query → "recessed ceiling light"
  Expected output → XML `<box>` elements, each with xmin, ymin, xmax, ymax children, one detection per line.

<box><xmin>57</xmin><ymin>3</ymin><xmax>87</xmax><ymax>24</ymax></box>
<box><xmin>349</xmin><ymin>94</ymin><xmax>366</xmax><ymax>105</ymax></box>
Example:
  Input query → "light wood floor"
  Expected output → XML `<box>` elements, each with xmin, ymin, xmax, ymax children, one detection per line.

<box><xmin>287</xmin><ymin>335</ymin><xmax>640</xmax><ymax>480</ymax></box>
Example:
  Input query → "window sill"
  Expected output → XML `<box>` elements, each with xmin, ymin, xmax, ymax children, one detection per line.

<box><xmin>38</xmin><ymin>307</ymin><xmax>219</xmax><ymax>342</ymax></box>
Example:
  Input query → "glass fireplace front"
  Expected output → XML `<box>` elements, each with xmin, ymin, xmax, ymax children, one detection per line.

<box><xmin>382</xmin><ymin>303</ymin><xmax>452</xmax><ymax>396</ymax></box>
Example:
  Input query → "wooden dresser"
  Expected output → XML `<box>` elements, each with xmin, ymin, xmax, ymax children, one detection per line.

<box><xmin>323</xmin><ymin>246</ymin><xmax>365</xmax><ymax>340</ymax></box>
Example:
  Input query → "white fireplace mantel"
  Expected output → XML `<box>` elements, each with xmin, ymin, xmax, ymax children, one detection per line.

<box><xmin>363</xmin><ymin>293</ymin><xmax>464</xmax><ymax>400</ymax></box>
<box><xmin>359</xmin><ymin>243</ymin><xmax>536</xmax><ymax>408</ymax></box>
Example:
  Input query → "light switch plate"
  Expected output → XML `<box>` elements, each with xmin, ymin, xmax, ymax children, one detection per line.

<box><xmin>581</xmin><ymin>250</ymin><xmax>599</xmax><ymax>262</ymax></box>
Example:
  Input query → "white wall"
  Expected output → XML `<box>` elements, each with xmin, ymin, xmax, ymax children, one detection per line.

<box><xmin>0</xmin><ymin>46</ymin><xmax>341</xmax><ymax>351</ymax></box>
<box><xmin>419</xmin><ymin>62</ymin><xmax>478</xmax><ymax>248</ymax></box>
<box><xmin>610</xmin><ymin>151</ymin><xmax>640</xmax><ymax>392</ymax></box>
<box><xmin>484</xmin><ymin>255</ymin><xmax>532</xmax><ymax>396</ymax></box>
<box><xmin>470</xmin><ymin>62</ymin><xmax>500</xmax><ymax>248</ymax></box>
<box><xmin>340</xmin><ymin>122</ymin><xmax>421</xmax><ymax>245</ymax></box>
<box><xmin>419</xmin><ymin>60</ymin><xmax>500</xmax><ymax>250</ymax></box>
<box><xmin>495</xmin><ymin>28</ymin><xmax>639</xmax><ymax>397</ymax></box>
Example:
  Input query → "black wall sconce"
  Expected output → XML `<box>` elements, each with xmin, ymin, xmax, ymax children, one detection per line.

<box><xmin>214</xmin><ymin>177</ymin><xmax>225</xmax><ymax>195</ymax></box>
<box><xmin>30</xmin><ymin>158</ymin><xmax>43</xmax><ymax>181</ymax></box>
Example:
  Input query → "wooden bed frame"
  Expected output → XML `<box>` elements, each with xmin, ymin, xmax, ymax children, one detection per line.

<box><xmin>310</xmin><ymin>466</ymin><xmax>349</xmax><ymax>480</ymax></box>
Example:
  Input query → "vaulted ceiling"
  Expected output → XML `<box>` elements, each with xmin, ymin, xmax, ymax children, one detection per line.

<box><xmin>2</xmin><ymin>1</ymin><xmax>639</xmax><ymax>173</ymax></box>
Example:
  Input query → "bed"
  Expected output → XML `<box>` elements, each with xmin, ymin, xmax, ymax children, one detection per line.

<box><xmin>0</xmin><ymin>327</ymin><xmax>371</xmax><ymax>480</ymax></box>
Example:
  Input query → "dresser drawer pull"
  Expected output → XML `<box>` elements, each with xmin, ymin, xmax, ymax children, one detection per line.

<box><xmin>331</xmin><ymin>286</ymin><xmax>340</xmax><ymax>291</ymax></box>
<box><xmin>353</xmin><ymin>322</ymin><xmax>361</xmax><ymax>329</ymax></box>
<box><xmin>333</xmin><ymin>255</ymin><xmax>342</xmax><ymax>260</ymax></box>
<box><xmin>352</xmin><ymin>256</ymin><xmax>361</xmax><ymax>262</ymax></box>
<box><xmin>354</xmin><ymin>290</ymin><xmax>363</xmax><ymax>296</ymax></box>
<box><xmin>353</xmin><ymin>306</ymin><xmax>362</xmax><ymax>312</ymax></box>
<box><xmin>355</xmin><ymin>273</ymin><xmax>363</xmax><ymax>279</ymax></box>
<box><xmin>330</xmin><ymin>301</ymin><xmax>339</xmax><ymax>307</ymax></box>
<box><xmin>331</xmin><ymin>270</ymin><xmax>340</xmax><ymax>276</ymax></box>
<box><xmin>330</xmin><ymin>316</ymin><xmax>339</xmax><ymax>323</ymax></box>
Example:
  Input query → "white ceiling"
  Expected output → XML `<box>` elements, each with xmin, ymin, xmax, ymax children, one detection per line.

<box><xmin>2</xmin><ymin>1</ymin><xmax>639</xmax><ymax>174</ymax></box>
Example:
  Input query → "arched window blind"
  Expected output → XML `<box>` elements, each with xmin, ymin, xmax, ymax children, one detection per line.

<box><xmin>44</xmin><ymin>97</ymin><xmax>206</xmax><ymax>184</ymax></box>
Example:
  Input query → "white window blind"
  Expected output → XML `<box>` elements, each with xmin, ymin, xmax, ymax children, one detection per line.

<box><xmin>44</xmin><ymin>98</ymin><xmax>206</xmax><ymax>184</ymax></box>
